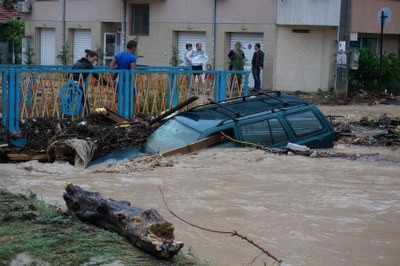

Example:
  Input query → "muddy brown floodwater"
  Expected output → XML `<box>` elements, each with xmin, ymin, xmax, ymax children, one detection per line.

<box><xmin>1</xmin><ymin>105</ymin><xmax>400</xmax><ymax>266</ymax></box>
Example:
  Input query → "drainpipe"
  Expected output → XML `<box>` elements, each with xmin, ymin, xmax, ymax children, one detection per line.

<box><xmin>61</xmin><ymin>0</ymin><xmax>66</xmax><ymax>45</ymax></box>
<box><xmin>121</xmin><ymin>0</ymin><xmax>127</xmax><ymax>51</ymax></box>
<box><xmin>211</xmin><ymin>0</ymin><xmax>216</xmax><ymax>69</ymax></box>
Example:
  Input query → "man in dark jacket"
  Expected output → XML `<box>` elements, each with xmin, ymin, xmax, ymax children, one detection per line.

<box><xmin>251</xmin><ymin>43</ymin><xmax>264</xmax><ymax>91</ymax></box>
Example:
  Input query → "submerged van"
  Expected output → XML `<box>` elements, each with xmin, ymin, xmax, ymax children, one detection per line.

<box><xmin>144</xmin><ymin>92</ymin><xmax>334</xmax><ymax>154</ymax></box>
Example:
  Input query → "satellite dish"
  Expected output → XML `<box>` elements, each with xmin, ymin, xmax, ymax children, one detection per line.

<box><xmin>376</xmin><ymin>7</ymin><xmax>392</xmax><ymax>28</ymax></box>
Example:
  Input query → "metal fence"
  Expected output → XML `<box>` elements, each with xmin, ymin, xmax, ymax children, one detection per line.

<box><xmin>0</xmin><ymin>65</ymin><xmax>249</xmax><ymax>136</ymax></box>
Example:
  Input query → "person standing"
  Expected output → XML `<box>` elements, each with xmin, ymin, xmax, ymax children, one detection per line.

<box><xmin>228</xmin><ymin>41</ymin><xmax>245</xmax><ymax>88</ymax></box>
<box><xmin>251</xmin><ymin>43</ymin><xmax>264</xmax><ymax>91</ymax></box>
<box><xmin>183</xmin><ymin>43</ymin><xmax>193</xmax><ymax>67</ymax></box>
<box><xmin>72</xmin><ymin>49</ymin><xmax>100</xmax><ymax>113</ymax></box>
<box><xmin>109</xmin><ymin>40</ymin><xmax>137</xmax><ymax>70</ymax></box>
<box><xmin>228</xmin><ymin>41</ymin><xmax>245</xmax><ymax>71</ymax></box>
<box><xmin>186</xmin><ymin>43</ymin><xmax>208</xmax><ymax>72</ymax></box>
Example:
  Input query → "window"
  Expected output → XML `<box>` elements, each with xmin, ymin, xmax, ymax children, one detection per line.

<box><xmin>350</xmin><ymin>37</ymin><xmax>378</xmax><ymax>53</ymax></box>
<box><xmin>269</xmin><ymin>118</ymin><xmax>288</xmax><ymax>144</ymax></box>
<box><xmin>144</xmin><ymin>119</ymin><xmax>200</xmax><ymax>154</ymax></box>
<box><xmin>292</xmin><ymin>29</ymin><xmax>310</xmax><ymax>34</ymax></box>
<box><xmin>131</xmin><ymin>4</ymin><xmax>149</xmax><ymax>35</ymax></box>
<box><xmin>240</xmin><ymin>120</ymin><xmax>272</xmax><ymax>146</ymax></box>
<box><xmin>285</xmin><ymin>110</ymin><xmax>323</xmax><ymax>138</ymax></box>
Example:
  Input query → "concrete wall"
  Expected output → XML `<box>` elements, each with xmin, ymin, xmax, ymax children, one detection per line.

<box><xmin>27</xmin><ymin>0</ymin><xmax>121</xmax><ymax>22</ymax></box>
<box><xmin>216</xmin><ymin>0</ymin><xmax>276</xmax><ymax>24</ymax></box>
<box><xmin>275</xmin><ymin>26</ymin><xmax>337</xmax><ymax>92</ymax></box>
<box><xmin>352</xmin><ymin>0</ymin><xmax>400</xmax><ymax>35</ymax></box>
<box><xmin>277</xmin><ymin>0</ymin><xmax>340</xmax><ymax>26</ymax></box>
<box><xmin>148</xmin><ymin>0</ymin><xmax>276</xmax><ymax>24</ymax></box>
<box><xmin>382</xmin><ymin>35</ymin><xmax>400</xmax><ymax>56</ymax></box>
<box><xmin>149</xmin><ymin>0</ymin><xmax>212</xmax><ymax>23</ymax></box>
<box><xmin>27</xmin><ymin>0</ymin><xmax>61</xmax><ymax>21</ymax></box>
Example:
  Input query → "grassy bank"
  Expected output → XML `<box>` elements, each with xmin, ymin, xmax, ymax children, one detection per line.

<box><xmin>0</xmin><ymin>190</ymin><xmax>203</xmax><ymax>265</ymax></box>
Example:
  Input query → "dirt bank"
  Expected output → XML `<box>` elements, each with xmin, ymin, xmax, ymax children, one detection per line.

<box><xmin>0</xmin><ymin>190</ymin><xmax>197</xmax><ymax>265</ymax></box>
<box><xmin>319</xmin><ymin>104</ymin><xmax>400</xmax><ymax>121</ymax></box>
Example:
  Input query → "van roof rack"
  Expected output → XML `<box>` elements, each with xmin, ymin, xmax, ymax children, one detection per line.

<box><xmin>255</xmin><ymin>91</ymin><xmax>290</xmax><ymax>106</ymax></box>
<box><xmin>207</xmin><ymin>98</ymin><xmax>242</xmax><ymax>118</ymax></box>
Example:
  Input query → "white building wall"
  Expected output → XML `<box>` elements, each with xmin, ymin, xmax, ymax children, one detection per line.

<box><xmin>274</xmin><ymin>26</ymin><xmax>337</xmax><ymax>92</ymax></box>
<box><xmin>277</xmin><ymin>0</ymin><xmax>341</xmax><ymax>26</ymax></box>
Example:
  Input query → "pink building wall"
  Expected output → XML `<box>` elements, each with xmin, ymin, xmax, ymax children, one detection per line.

<box><xmin>27</xmin><ymin>0</ymin><xmax>122</xmax><ymax>22</ymax></box>
<box><xmin>149</xmin><ymin>0</ymin><xmax>275</xmax><ymax>24</ymax></box>
<box><xmin>352</xmin><ymin>0</ymin><xmax>400</xmax><ymax>34</ymax></box>
<box><xmin>216</xmin><ymin>0</ymin><xmax>276</xmax><ymax>24</ymax></box>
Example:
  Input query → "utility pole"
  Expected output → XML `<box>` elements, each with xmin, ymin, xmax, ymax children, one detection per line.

<box><xmin>121</xmin><ymin>0</ymin><xmax>127</xmax><ymax>50</ymax></box>
<box><xmin>379</xmin><ymin>10</ymin><xmax>388</xmax><ymax>89</ymax></box>
<box><xmin>335</xmin><ymin>0</ymin><xmax>352</xmax><ymax>101</ymax></box>
<box><xmin>61</xmin><ymin>0</ymin><xmax>66</xmax><ymax>45</ymax></box>
<box><xmin>211</xmin><ymin>0</ymin><xmax>216</xmax><ymax>69</ymax></box>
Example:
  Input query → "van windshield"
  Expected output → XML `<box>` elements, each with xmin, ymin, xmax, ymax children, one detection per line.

<box><xmin>144</xmin><ymin>118</ymin><xmax>201</xmax><ymax>154</ymax></box>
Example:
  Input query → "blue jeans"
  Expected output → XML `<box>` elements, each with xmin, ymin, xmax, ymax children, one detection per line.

<box><xmin>252</xmin><ymin>67</ymin><xmax>261</xmax><ymax>90</ymax></box>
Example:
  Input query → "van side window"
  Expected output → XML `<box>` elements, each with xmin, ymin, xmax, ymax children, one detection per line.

<box><xmin>268</xmin><ymin>118</ymin><xmax>288</xmax><ymax>144</ymax></box>
<box><xmin>240</xmin><ymin>120</ymin><xmax>272</xmax><ymax>146</ymax></box>
<box><xmin>285</xmin><ymin>110</ymin><xmax>324</xmax><ymax>137</ymax></box>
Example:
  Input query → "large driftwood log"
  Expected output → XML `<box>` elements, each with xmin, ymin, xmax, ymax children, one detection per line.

<box><xmin>63</xmin><ymin>184</ymin><xmax>183</xmax><ymax>259</ymax></box>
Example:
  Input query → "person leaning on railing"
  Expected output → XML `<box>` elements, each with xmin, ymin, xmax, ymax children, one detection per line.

<box><xmin>72</xmin><ymin>49</ymin><xmax>100</xmax><ymax>82</ymax></box>
<box><xmin>72</xmin><ymin>49</ymin><xmax>104</xmax><ymax>111</ymax></box>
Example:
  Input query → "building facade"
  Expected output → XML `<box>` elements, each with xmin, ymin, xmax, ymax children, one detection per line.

<box><xmin>0</xmin><ymin>1</ymin><xmax>25</xmax><ymax>64</ymax></box>
<box><xmin>351</xmin><ymin>0</ymin><xmax>400</xmax><ymax>56</ymax></box>
<box><xmin>22</xmin><ymin>0</ymin><xmax>400</xmax><ymax>91</ymax></box>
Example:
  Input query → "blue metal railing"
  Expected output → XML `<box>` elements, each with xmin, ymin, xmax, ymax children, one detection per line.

<box><xmin>0</xmin><ymin>65</ymin><xmax>249</xmax><ymax>141</ymax></box>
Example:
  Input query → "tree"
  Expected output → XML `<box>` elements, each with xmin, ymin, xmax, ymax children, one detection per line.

<box><xmin>57</xmin><ymin>44</ymin><xmax>72</xmax><ymax>65</ymax></box>
<box><xmin>23</xmin><ymin>44</ymin><xmax>35</xmax><ymax>65</ymax></box>
<box><xmin>169</xmin><ymin>46</ymin><xmax>182</xmax><ymax>66</ymax></box>
<box><xmin>3</xmin><ymin>18</ymin><xmax>25</xmax><ymax>64</ymax></box>
<box><xmin>95</xmin><ymin>44</ymin><xmax>104</xmax><ymax>66</ymax></box>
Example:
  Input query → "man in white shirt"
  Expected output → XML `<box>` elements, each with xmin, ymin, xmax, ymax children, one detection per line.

<box><xmin>186</xmin><ymin>43</ymin><xmax>208</xmax><ymax>71</ymax></box>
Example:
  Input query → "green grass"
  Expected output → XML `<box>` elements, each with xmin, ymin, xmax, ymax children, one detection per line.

<box><xmin>0</xmin><ymin>190</ymin><xmax>203</xmax><ymax>266</ymax></box>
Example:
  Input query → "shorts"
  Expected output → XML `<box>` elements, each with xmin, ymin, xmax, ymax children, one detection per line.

<box><xmin>192</xmin><ymin>65</ymin><xmax>203</xmax><ymax>71</ymax></box>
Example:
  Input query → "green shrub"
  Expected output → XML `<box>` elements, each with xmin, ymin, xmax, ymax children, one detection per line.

<box><xmin>56</xmin><ymin>44</ymin><xmax>72</xmax><ymax>65</ymax></box>
<box><xmin>95</xmin><ymin>44</ymin><xmax>104</xmax><ymax>66</ymax></box>
<box><xmin>350</xmin><ymin>49</ymin><xmax>400</xmax><ymax>95</ymax></box>
<box><xmin>169</xmin><ymin>46</ymin><xmax>182</xmax><ymax>66</ymax></box>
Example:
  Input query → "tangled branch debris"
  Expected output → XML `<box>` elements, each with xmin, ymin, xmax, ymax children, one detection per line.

<box><xmin>8</xmin><ymin>114</ymin><xmax>156</xmax><ymax>163</ymax></box>
<box><xmin>333</xmin><ymin>114</ymin><xmax>400</xmax><ymax>146</ymax></box>
<box><xmin>158</xmin><ymin>186</ymin><xmax>283</xmax><ymax>265</ymax></box>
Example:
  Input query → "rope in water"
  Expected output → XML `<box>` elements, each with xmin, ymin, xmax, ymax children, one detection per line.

<box><xmin>220</xmin><ymin>131</ymin><xmax>263</xmax><ymax>148</ymax></box>
<box><xmin>158</xmin><ymin>186</ymin><xmax>282</xmax><ymax>263</ymax></box>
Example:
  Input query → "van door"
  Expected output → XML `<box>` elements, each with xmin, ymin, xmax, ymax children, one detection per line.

<box><xmin>237</xmin><ymin>115</ymin><xmax>289</xmax><ymax>148</ymax></box>
<box><xmin>283</xmin><ymin>108</ymin><xmax>333</xmax><ymax>148</ymax></box>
